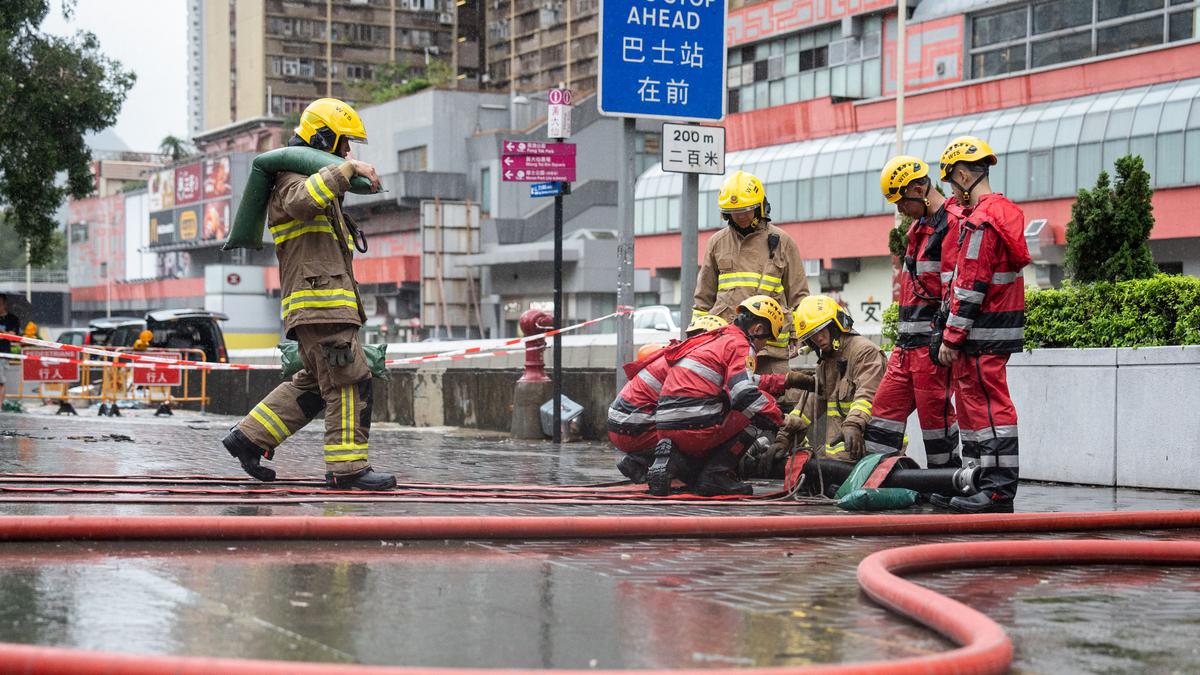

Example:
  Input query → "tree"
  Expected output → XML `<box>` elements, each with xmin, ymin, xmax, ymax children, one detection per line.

<box><xmin>1064</xmin><ymin>155</ymin><xmax>1157</xmax><ymax>282</ymax></box>
<box><xmin>0</xmin><ymin>213</ymin><xmax>67</xmax><ymax>270</ymax></box>
<box><xmin>349</xmin><ymin>60</ymin><xmax>455</xmax><ymax>105</ymax></box>
<box><xmin>0</xmin><ymin>0</ymin><xmax>134</xmax><ymax>266</ymax></box>
<box><xmin>158</xmin><ymin>135</ymin><xmax>192</xmax><ymax>161</ymax></box>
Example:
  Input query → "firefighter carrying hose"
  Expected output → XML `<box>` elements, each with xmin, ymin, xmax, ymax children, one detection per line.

<box><xmin>649</xmin><ymin>296</ymin><xmax>799</xmax><ymax>496</ymax></box>
<box><xmin>928</xmin><ymin>136</ymin><xmax>1031</xmax><ymax>514</ymax></box>
<box><xmin>222</xmin><ymin>98</ymin><xmax>396</xmax><ymax>491</ymax></box>
<box><xmin>863</xmin><ymin>156</ymin><xmax>963</xmax><ymax>467</ymax></box>
<box><xmin>742</xmin><ymin>295</ymin><xmax>886</xmax><ymax>476</ymax></box>
<box><xmin>693</xmin><ymin>171</ymin><xmax>809</xmax><ymax>375</ymax></box>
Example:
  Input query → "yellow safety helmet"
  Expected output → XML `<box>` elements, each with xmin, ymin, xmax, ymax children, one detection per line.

<box><xmin>737</xmin><ymin>295</ymin><xmax>785</xmax><ymax>339</ymax></box>
<box><xmin>880</xmin><ymin>155</ymin><xmax>930</xmax><ymax>204</ymax></box>
<box><xmin>793</xmin><ymin>295</ymin><xmax>853</xmax><ymax>343</ymax></box>
<box><xmin>295</xmin><ymin>98</ymin><xmax>368</xmax><ymax>153</ymax></box>
<box><xmin>22</xmin><ymin>322</ymin><xmax>37</xmax><ymax>338</ymax></box>
<box><xmin>718</xmin><ymin>170</ymin><xmax>768</xmax><ymax>214</ymax></box>
<box><xmin>636</xmin><ymin>342</ymin><xmax>667</xmax><ymax>361</ymax></box>
<box><xmin>939</xmin><ymin>135</ymin><xmax>997</xmax><ymax>180</ymax></box>
<box><xmin>685</xmin><ymin>314</ymin><xmax>728</xmax><ymax>335</ymax></box>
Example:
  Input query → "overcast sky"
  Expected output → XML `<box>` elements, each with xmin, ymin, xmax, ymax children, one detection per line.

<box><xmin>40</xmin><ymin>0</ymin><xmax>188</xmax><ymax>153</ymax></box>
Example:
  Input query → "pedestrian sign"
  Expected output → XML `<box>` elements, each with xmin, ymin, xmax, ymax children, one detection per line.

<box><xmin>597</xmin><ymin>0</ymin><xmax>728</xmax><ymax>122</ymax></box>
<box><xmin>20</xmin><ymin>349</ymin><xmax>78</xmax><ymax>383</ymax></box>
<box><xmin>661</xmin><ymin>123</ymin><xmax>725</xmax><ymax>175</ymax></box>
<box><xmin>132</xmin><ymin>352</ymin><xmax>183</xmax><ymax>387</ymax></box>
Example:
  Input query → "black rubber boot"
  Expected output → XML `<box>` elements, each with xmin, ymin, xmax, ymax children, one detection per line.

<box><xmin>949</xmin><ymin>491</ymin><xmax>1014</xmax><ymax>514</ymax></box>
<box><xmin>927</xmin><ymin>493</ymin><xmax>954</xmax><ymax>510</ymax></box>
<box><xmin>326</xmin><ymin>467</ymin><xmax>397</xmax><ymax>491</ymax></box>
<box><xmin>646</xmin><ymin>439</ymin><xmax>683</xmax><ymax>496</ymax></box>
<box><xmin>223</xmin><ymin>427</ymin><xmax>276</xmax><ymax>482</ymax></box>
<box><xmin>616</xmin><ymin>449</ymin><xmax>654</xmax><ymax>484</ymax></box>
<box><xmin>694</xmin><ymin>449</ymin><xmax>753</xmax><ymax>497</ymax></box>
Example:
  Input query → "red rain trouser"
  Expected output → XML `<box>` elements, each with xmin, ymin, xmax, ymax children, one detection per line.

<box><xmin>864</xmin><ymin>347</ymin><xmax>960</xmax><ymax>467</ymax></box>
<box><xmin>609</xmin><ymin>429</ymin><xmax>658</xmax><ymax>454</ymax></box>
<box><xmin>659</xmin><ymin>412</ymin><xmax>760</xmax><ymax>460</ymax></box>
<box><xmin>953</xmin><ymin>353</ymin><xmax>1019</xmax><ymax>499</ymax></box>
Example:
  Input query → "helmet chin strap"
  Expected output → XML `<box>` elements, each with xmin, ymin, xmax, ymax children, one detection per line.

<box><xmin>949</xmin><ymin>168</ymin><xmax>986</xmax><ymax>203</ymax></box>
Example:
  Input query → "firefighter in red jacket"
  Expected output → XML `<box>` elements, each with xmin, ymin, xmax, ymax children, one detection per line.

<box><xmin>865</xmin><ymin>156</ymin><xmax>962</xmax><ymax>467</ymax></box>
<box><xmin>931</xmin><ymin>136</ymin><xmax>1032</xmax><ymax>514</ymax></box>
<box><xmin>648</xmin><ymin>296</ymin><xmax>789</xmax><ymax>497</ymax></box>
<box><xmin>607</xmin><ymin>315</ymin><xmax>728</xmax><ymax>482</ymax></box>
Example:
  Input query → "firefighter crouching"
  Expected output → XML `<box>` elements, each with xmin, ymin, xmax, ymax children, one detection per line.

<box><xmin>742</xmin><ymin>296</ymin><xmax>886</xmax><ymax>477</ymax></box>
<box><xmin>929</xmin><ymin>136</ymin><xmax>1031</xmax><ymax>514</ymax></box>
<box><xmin>607</xmin><ymin>315</ymin><xmax>729</xmax><ymax>483</ymax></box>
<box><xmin>693</xmin><ymin>171</ymin><xmax>809</xmax><ymax>375</ymax></box>
<box><xmin>222</xmin><ymin>97</ymin><xmax>396</xmax><ymax>491</ymax></box>
<box><xmin>863</xmin><ymin>156</ymin><xmax>963</xmax><ymax>468</ymax></box>
<box><xmin>648</xmin><ymin>296</ymin><xmax>798</xmax><ymax>497</ymax></box>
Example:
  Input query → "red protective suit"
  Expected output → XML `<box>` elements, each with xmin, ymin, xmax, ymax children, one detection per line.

<box><xmin>942</xmin><ymin>192</ymin><xmax>1030</xmax><ymax>500</ymax></box>
<box><xmin>865</xmin><ymin>203</ymin><xmax>962</xmax><ymax>467</ymax></box>
<box><xmin>607</xmin><ymin>350</ymin><xmax>671</xmax><ymax>453</ymax></box>
<box><xmin>654</xmin><ymin>325</ymin><xmax>785</xmax><ymax>459</ymax></box>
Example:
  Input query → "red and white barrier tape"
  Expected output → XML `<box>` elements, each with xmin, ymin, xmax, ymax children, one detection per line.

<box><xmin>0</xmin><ymin>306</ymin><xmax>632</xmax><ymax>372</ymax></box>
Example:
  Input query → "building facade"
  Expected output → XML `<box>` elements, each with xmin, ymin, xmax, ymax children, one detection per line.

<box><xmin>634</xmin><ymin>0</ymin><xmax>1200</xmax><ymax>336</ymax></box>
<box><xmin>188</xmin><ymin>0</ymin><xmax>456</xmax><ymax>134</ymax></box>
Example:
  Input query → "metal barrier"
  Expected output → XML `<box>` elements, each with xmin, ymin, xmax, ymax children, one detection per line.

<box><xmin>6</xmin><ymin>347</ymin><xmax>209</xmax><ymax>416</ymax></box>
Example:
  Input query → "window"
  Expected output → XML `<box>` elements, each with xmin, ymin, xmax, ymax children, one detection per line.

<box><xmin>725</xmin><ymin>22</ymin><xmax>873</xmax><ymax>111</ymax></box>
<box><xmin>973</xmin><ymin>7</ymin><xmax>1027</xmax><ymax>46</ymax></box>
<box><xmin>397</xmin><ymin>146</ymin><xmax>428</xmax><ymax>171</ymax></box>
<box><xmin>1033</xmin><ymin>0</ymin><xmax>1093</xmax><ymax>33</ymax></box>
<box><xmin>71</xmin><ymin>223</ymin><xmax>88</xmax><ymax>243</ymax></box>
<box><xmin>970</xmin><ymin>0</ymin><xmax>1197</xmax><ymax>78</ymax></box>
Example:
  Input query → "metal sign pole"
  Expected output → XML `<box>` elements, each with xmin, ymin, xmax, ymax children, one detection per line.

<box><xmin>679</xmin><ymin>170</ymin><xmax>699</xmax><ymax>341</ymax></box>
<box><xmin>553</xmin><ymin>157</ymin><xmax>565</xmax><ymax>444</ymax></box>
<box><xmin>615</xmin><ymin>117</ymin><xmax>636</xmax><ymax>390</ymax></box>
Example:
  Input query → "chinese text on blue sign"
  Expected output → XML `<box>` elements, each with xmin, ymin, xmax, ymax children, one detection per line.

<box><xmin>598</xmin><ymin>0</ymin><xmax>727</xmax><ymax>122</ymax></box>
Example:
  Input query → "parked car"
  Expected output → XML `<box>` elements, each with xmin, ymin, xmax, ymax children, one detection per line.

<box><xmin>633</xmin><ymin>305</ymin><xmax>682</xmax><ymax>333</ymax></box>
<box><xmin>107</xmin><ymin>309</ymin><xmax>230</xmax><ymax>363</ymax></box>
<box><xmin>76</xmin><ymin>316</ymin><xmax>143</xmax><ymax>346</ymax></box>
<box><xmin>55</xmin><ymin>328</ymin><xmax>89</xmax><ymax>346</ymax></box>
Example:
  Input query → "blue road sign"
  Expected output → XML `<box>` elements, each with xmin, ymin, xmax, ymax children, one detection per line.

<box><xmin>530</xmin><ymin>182</ymin><xmax>564</xmax><ymax>198</ymax></box>
<box><xmin>597</xmin><ymin>0</ymin><xmax>727</xmax><ymax>122</ymax></box>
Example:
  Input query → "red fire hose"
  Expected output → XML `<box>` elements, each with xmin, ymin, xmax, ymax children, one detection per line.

<box><xmin>0</xmin><ymin>512</ymin><xmax>1195</xmax><ymax>674</ymax></box>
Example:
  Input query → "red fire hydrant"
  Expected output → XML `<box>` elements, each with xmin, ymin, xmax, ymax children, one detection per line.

<box><xmin>518</xmin><ymin>309</ymin><xmax>553</xmax><ymax>383</ymax></box>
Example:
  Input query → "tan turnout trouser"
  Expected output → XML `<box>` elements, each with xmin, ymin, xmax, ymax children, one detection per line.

<box><xmin>237</xmin><ymin>323</ymin><xmax>372</xmax><ymax>476</ymax></box>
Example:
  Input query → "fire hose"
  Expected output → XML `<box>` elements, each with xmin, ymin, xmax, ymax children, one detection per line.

<box><xmin>0</xmin><ymin>512</ymin><xmax>1195</xmax><ymax>673</ymax></box>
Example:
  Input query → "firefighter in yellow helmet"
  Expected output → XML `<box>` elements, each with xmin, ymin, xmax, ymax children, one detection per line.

<box><xmin>742</xmin><ymin>295</ymin><xmax>886</xmax><ymax>476</ymax></box>
<box><xmin>693</xmin><ymin>170</ymin><xmax>809</xmax><ymax>375</ymax></box>
<box><xmin>223</xmin><ymin>98</ymin><xmax>396</xmax><ymax>491</ymax></box>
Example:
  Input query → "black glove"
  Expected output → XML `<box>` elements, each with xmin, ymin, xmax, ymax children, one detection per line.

<box><xmin>785</xmin><ymin>370</ymin><xmax>816</xmax><ymax>391</ymax></box>
<box><xmin>322</xmin><ymin>341</ymin><xmax>356</xmax><ymax>368</ymax></box>
<box><xmin>843</xmin><ymin>426</ymin><xmax>865</xmax><ymax>461</ymax></box>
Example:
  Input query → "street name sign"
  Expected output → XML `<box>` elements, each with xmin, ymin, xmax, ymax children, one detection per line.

<box><xmin>597</xmin><ymin>0</ymin><xmax>728</xmax><ymax>121</ymax></box>
<box><xmin>661</xmin><ymin>123</ymin><xmax>725</xmax><ymax>174</ymax></box>
<box><xmin>502</xmin><ymin>140</ymin><xmax>577</xmax><ymax>182</ymax></box>
<box><xmin>530</xmin><ymin>182</ymin><xmax>565</xmax><ymax>198</ymax></box>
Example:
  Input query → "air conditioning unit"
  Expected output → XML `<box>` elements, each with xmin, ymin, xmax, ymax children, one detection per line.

<box><xmin>439</xmin><ymin>12</ymin><xmax>454</xmax><ymax>24</ymax></box>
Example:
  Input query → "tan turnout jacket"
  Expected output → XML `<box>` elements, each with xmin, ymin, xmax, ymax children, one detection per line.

<box><xmin>693</xmin><ymin>222</ymin><xmax>809</xmax><ymax>360</ymax></box>
<box><xmin>267</xmin><ymin>165</ymin><xmax>366</xmax><ymax>337</ymax></box>
<box><xmin>790</xmin><ymin>333</ymin><xmax>887</xmax><ymax>448</ymax></box>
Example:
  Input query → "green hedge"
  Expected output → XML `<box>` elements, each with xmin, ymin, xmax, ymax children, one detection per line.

<box><xmin>880</xmin><ymin>274</ymin><xmax>1200</xmax><ymax>350</ymax></box>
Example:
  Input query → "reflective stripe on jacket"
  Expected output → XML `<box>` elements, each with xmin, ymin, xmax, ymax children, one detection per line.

<box><xmin>943</xmin><ymin>194</ymin><xmax>1030</xmax><ymax>354</ymax></box>
<box><xmin>268</xmin><ymin>166</ymin><xmax>366</xmax><ymax>337</ymax></box>
<box><xmin>693</xmin><ymin>223</ymin><xmax>809</xmax><ymax>357</ymax></box>
<box><xmin>656</xmin><ymin>325</ymin><xmax>784</xmax><ymax>432</ymax></box>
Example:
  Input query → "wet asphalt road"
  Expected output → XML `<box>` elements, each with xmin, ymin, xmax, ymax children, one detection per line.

<box><xmin>0</xmin><ymin>405</ymin><xmax>1198</xmax><ymax>672</ymax></box>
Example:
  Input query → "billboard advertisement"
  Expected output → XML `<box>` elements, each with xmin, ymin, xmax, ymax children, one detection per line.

<box><xmin>202</xmin><ymin>199</ymin><xmax>230</xmax><ymax>241</ymax></box>
<box><xmin>177</xmin><ymin>206</ymin><xmax>200</xmax><ymax>242</ymax></box>
<box><xmin>148</xmin><ymin>168</ymin><xmax>175</xmax><ymax>211</ymax></box>
<box><xmin>149</xmin><ymin>209</ymin><xmax>175</xmax><ymax>245</ymax></box>
<box><xmin>204</xmin><ymin>156</ymin><xmax>231</xmax><ymax>199</ymax></box>
<box><xmin>175</xmin><ymin>163</ymin><xmax>202</xmax><ymax>206</ymax></box>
